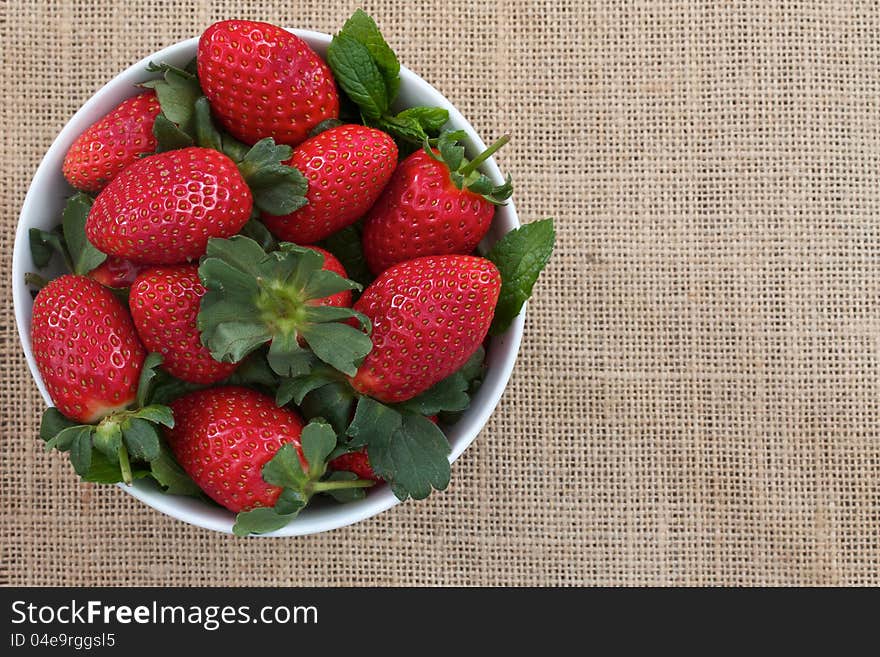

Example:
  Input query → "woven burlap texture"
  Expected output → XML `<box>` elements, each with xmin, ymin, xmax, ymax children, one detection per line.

<box><xmin>2</xmin><ymin>0</ymin><xmax>879</xmax><ymax>586</ymax></box>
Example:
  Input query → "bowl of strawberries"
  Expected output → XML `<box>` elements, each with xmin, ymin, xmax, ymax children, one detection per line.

<box><xmin>13</xmin><ymin>12</ymin><xmax>554</xmax><ymax>536</ymax></box>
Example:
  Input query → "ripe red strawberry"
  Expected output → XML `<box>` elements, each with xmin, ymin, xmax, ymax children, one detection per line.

<box><xmin>329</xmin><ymin>449</ymin><xmax>381</xmax><ymax>482</ymax></box>
<box><xmin>350</xmin><ymin>255</ymin><xmax>501</xmax><ymax>403</ymax></box>
<box><xmin>308</xmin><ymin>247</ymin><xmax>352</xmax><ymax>309</ymax></box>
<box><xmin>362</xmin><ymin>134</ymin><xmax>512</xmax><ymax>274</ymax></box>
<box><xmin>198</xmin><ymin>20</ymin><xmax>339</xmax><ymax>147</ymax></box>
<box><xmin>129</xmin><ymin>265</ymin><xmax>237</xmax><ymax>384</ymax></box>
<box><xmin>62</xmin><ymin>91</ymin><xmax>161</xmax><ymax>193</ymax></box>
<box><xmin>86</xmin><ymin>147</ymin><xmax>252</xmax><ymax>264</ymax></box>
<box><xmin>262</xmin><ymin>125</ymin><xmax>397</xmax><ymax>244</ymax></box>
<box><xmin>31</xmin><ymin>275</ymin><xmax>146</xmax><ymax>423</ymax></box>
<box><xmin>166</xmin><ymin>386</ymin><xmax>306</xmax><ymax>512</ymax></box>
<box><xmin>88</xmin><ymin>256</ymin><xmax>147</xmax><ymax>288</ymax></box>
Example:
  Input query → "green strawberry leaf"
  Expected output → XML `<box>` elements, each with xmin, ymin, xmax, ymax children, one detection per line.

<box><xmin>300</xmin><ymin>421</ymin><xmax>338</xmax><ymax>478</ymax></box>
<box><xmin>239</xmin><ymin>219</ymin><xmax>278</xmax><ymax>252</ymax></box>
<box><xmin>224</xmin><ymin>348</ymin><xmax>279</xmax><ymax>391</ymax></box>
<box><xmin>152</xmin><ymin>114</ymin><xmax>194</xmax><ymax>152</ymax></box>
<box><xmin>132</xmin><ymin>404</ymin><xmax>174</xmax><ymax>428</ymax></box>
<box><xmin>82</xmin><ymin>451</ymin><xmax>151</xmax><ymax>484</ymax></box>
<box><xmin>347</xmin><ymin>398</ymin><xmax>450</xmax><ymax>501</ymax></box>
<box><xmin>29</xmin><ymin>226</ymin><xmax>69</xmax><ymax>270</ymax></box>
<box><xmin>319</xmin><ymin>221</ymin><xmax>374</xmax><ymax>290</ymax></box>
<box><xmin>309</xmin><ymin>118</ymin><xmax>344</xmax><ymax>137</ymax></box>
<box><xmin>276</xmin><ymin>367</ymin><xmax>340</xmax><ymax>407</ymax></box>
<box><xmin>233</xmin><ymin>507</ymin><xmax>298</xmax><ymax>537</ymax></box>
<box><xmin>40</xmin><ymin>407</ymin><xmax>77</xmax><ymax>443</ymax></box>
<box><xmin>137</xmin><ymin>353</ymin><xmax>164</xmax><ymax>407</ymax></box>
<box><xmin>141</xmin><ymin>65</ymin><xmax>202</xmax><ymax>134</ymax></box>
<box><xmin>62</xmin><ymin>193</ymin><xmax>106</xmax><ymax>275</ymax></box>
<box><xmin>397</xmin><ymin>371</ymin><xmax>470</xmax><ymax>416</ymax></box>
<box><xmin>193</xmin><ymin>96</ymin><xmax>223</xmax><ymax>151</ymax></box>
<box><xmin>347</xmin><ymin>396</ymin><xmax>403</xmax><ymax>449</ymax></box>
<box><xmin>261</xmin><ymin>443</ymin><xmax>309</xmax><ymax>489</ymax></box>
<box><xmin>487</xmin><ymin>219</ymin><xmax>555</xmax><ymax>335</ymax></box>
<box><xmin>68</xmin><ymin>426</ymin><xmax>94</xmax><ymax>476</ymax></box>
<box><xmin>120</xmin><ymin>417</ymin><xmax>161</xmax><ymax>462</ymax></box>
<box><xmin>236</xmin><ymin>138</ymin><xmax>308</xmax><ymax>216</ymax></box>
<box><xmin>198</xmin><ymin>236</ymin><xmax>373</xmax><ymax>377</ymax></box>
<box><xmin>148</xmin><ymin>441</ymin><xmax>202</xmax><ymax>496</ymax></box>
<box><xmin>299</xmin><ymin>381</ymin><xmax>358</xmax><ymax>435</ymax></box>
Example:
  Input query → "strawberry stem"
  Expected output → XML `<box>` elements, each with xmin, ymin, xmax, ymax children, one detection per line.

<box><xmin>118</xmin><ymin>445</ymin><xmax>132</xmax><ymax>485</ymax></box>
<box><xmin>311</xmin><ymin>479</ymin><xmax>375</xmax><ymax>492</ymax></box>
<box><xmin>458</xmin><ymin>134</ymin><xmax>510</xmax><ymax>177</ymax></box>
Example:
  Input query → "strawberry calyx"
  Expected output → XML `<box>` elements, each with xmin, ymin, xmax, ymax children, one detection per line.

<box><xmin>424</xmin><ymin>130</ymin><xmax>514</xmax><ymax>205</ymax></box>
<box><xmin>197</xmin><ymin>236</ymin><xmax>372</xmax><ymax>379</ymax></box>
<box><xmin>38</xmin><ymin>354</ymin><xmax>198</xmax><ymax>495</ymax></box>
<box><xmin>232</xmin><ymin>419</ymin><xmax>375</xmax><ymax>536</ymax></box>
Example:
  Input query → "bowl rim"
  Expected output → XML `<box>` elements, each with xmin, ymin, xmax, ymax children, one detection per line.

<box><xmin>12</xmin><ymin>28</ymin><xmax>525</xmax><ymax>536</ymax></box>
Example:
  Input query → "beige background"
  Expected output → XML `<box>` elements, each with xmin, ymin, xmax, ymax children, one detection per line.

<box><xmin>2</xmin><ymin>0</ymin><xmax>879</xmax><ymax>586</ymax></box>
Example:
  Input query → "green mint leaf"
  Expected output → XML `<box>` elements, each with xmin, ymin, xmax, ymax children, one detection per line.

<box><xmin>487</xmin><ymin>219</ymin><xmax>555</xmax><ymax>335</ymax></box>
<box><xmin>327</xmin><ymin>32</ymin><xmax>389</xmax><ymax>120</ymax></box>
<box><xmin>298</xmin><ymin>322</ymin><xmax>373</xmax><ymax>377</ymax></box>
<box><xmin>300</xmin><ymin>382</ymin><xmax>357</xmax><ymax>435</ymax></box>
<box><xmin>40</xmin><ymin>407</ymin><xmax>77</xmax><ymax>443</ymax></box>
<box><xmin>347</xmin><ymin>396</ymin><xmax>403</xmax><ymax>449</ymax></box>
<box><xmin>120</xmin><ymin>417</ymin><xmax>161</xmax><ymax>462</ymax></box>
<box><xmin>233</xmin><ymin>507</ymin><xmax>298</xmax><ymax>537</ymax></box>
<box><xmin>148</xmin><ymin>441</ymin><xmax>202</xmax><ymax>496</ymax></box>
<box><xmin>321</xmin><ymin>471</ymin><xmax>368</xmax><ymax>503</ymax></box>
<box><xmin>62</xmin><ymin>193</ymin><xmax>106</xmax><ymax>275</ymax></box>
<box><xmin>261</xmin><ymin>443</ymin><xmax>308</xmax><ymax>490</ymax></box>
<box><xmin>300</xmin><ymin>420</ymin><xmax>338</xmax><ymax>479</ymax></box>
<box><xmin>319</xmin><ymin>222</ymin><xmax>374</xmax><ymax>290</ymax></box>
<box><xmin>339</xmin><ymin>9</ymin><xmax>400</xmax><ymax>102</ymax></box>
<box><xmin>396</xmin><ymin>106</ymin><xmax>449</xmax><ymax>134</ymax></box>
<box><xmin>309</xmin><ymin>118</ymin><xmax>344</xmax><ymax>137</ymax></box>
<box><xmin>68</xmin><ymin>427</ymin><xmax>94</xmax><ymax>476</ymax></box>
<box><xmin>368</xmin><ymin>412</ymin><xmax>451</xmax><ymax>501</ymax></box>
<box><xmin>132</xmin><ymin>404</ymin><xmax>175</xmax><ymax>428</ymax></box>
<box><xmin>29</xmin><ymin>226</ymin><xmax>68</xmax><ymax>270</ymax></box>
<box><xmin>137</xmin><ymin>353</ymin><xmax>164</xmax><ymax>407</ymax></box>
<box><xmin>92</xmin><ymin>421</ymin><xmax>122</xmax><ymax>462</ymax></box>
<box><xmin>152</xmin><ymin>114</ymin><xmax>194</xmax><ymax>152</ymax></box>
<box><xmin>193</xmin><ymin>96</ymin><xmax>223</xmax><ymax>151</ymax></box>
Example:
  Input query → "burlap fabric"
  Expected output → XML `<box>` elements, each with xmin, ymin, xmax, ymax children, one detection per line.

<box><xmin>2</xmin><ymin>0</ymin><xmax>879</xmax><ymax>587</ymax></box>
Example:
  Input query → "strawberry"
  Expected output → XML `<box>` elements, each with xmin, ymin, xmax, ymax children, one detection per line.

<box><xmin>31</xmin><ymin>275</ymin><xmax>146</xmax><ymax>423</ymax></box>
<box><xmin>86</xmin><ymin>147</ymin><xmax>252</xmax><ymax>264</ymax></box>
<box><xmin>329</xmin><ymin>449</ymin><xmax>381</xmax><ymax>482</ymax></box>
<box><xmin>129</xmin><ymin>264</ymin><xmax>237</xmax><ymax>384</ymax></box>
<box><xmin>88</xmin><ymin>256</ymin><xmax>147</xmax><ymax>288</ymax></box>
<box><xmin>362</xmin><ymin>132</ymin><xmax>512</xmax><ymax>274</ymax></box>
<box><xmin>262</xmin><ymin>125</ymin><xmax>397</xmax><ymax>244</ymax></box>
<box><xmin>166</xmin><ymin>386</ymin><xmax>306</xmax><ymax>512</ymax></box>
<box><xmin>198</xmin><ymin>20</ymin><xmax>339</xmax><ymax>147</ymax></box>
<box><xmin>62</xmin><ymin>91</ymin><xmax>161</xmax><ymax>193</ymax></box>
<box><xmin>350</xmin><ymin>255</ymin><xmax>501</xmax><ymax>403</ymax></box>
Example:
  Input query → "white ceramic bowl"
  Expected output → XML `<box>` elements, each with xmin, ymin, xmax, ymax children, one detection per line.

<box><xmin>12</xmin><ymin>30</ymin><xmax>524</xmax><ymax>536</ymax></box>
